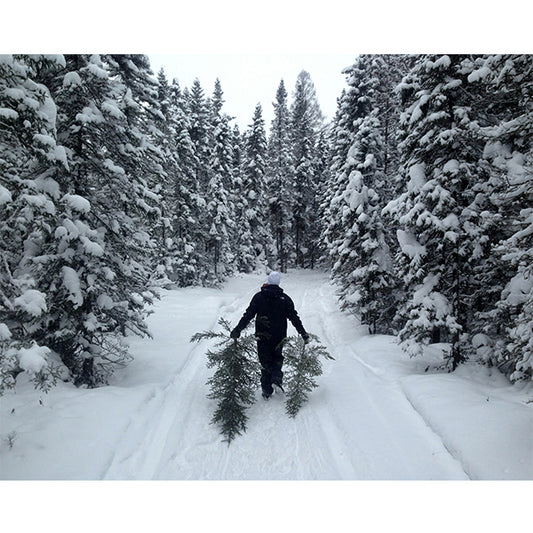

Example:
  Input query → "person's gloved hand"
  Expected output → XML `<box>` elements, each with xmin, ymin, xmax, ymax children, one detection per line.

<box><xmin>230</xmin><ymin>329</ymin><xmax>240</xmax><ymax>339</ymax></box>
<box><xmin>302</xmin><ymin>334</ymin><xmax>310</xmax><ymax>344</ymax></box>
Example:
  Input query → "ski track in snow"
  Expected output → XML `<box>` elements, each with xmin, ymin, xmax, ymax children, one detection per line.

<box><xmin>101</xmin><ymin>271</ymin><xmax>469</xmax><ymax>480</ymax></box>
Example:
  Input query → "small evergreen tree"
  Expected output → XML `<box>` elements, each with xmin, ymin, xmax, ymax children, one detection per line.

<box><xmin>282</xmin><ymin>335</ymin><xmax>333</xmax><ymax>417</ymax></box>
<box><xmin>191</xmin><ymin>319</ymin><xmax>260</xmax><ymax>444</ymax></box>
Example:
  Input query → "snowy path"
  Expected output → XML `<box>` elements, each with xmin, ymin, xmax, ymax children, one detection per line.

<box><xmin>102</xmin><ymin>271</ymin><xmax>468</xmax><ymax>480</ymax></box>
<box><xmin>2</xmin><ymin>270</ymin><xmax>531</xmax><ymax>480</ymax></box>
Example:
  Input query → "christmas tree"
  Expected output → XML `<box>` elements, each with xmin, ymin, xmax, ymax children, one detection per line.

<box><xmin>191</xmin><ymin>319</ymin><xmax>259</xmax><ymax>444</ymax></box>
<box><xmin>282</xmin><ymin>335</ymin><xmax>334</xmax><ymax>418</ymax></box>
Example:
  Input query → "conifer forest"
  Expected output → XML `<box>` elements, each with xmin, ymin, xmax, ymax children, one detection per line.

<box><xmin>1</xmin><ymin>53</ymin><xmax>532</xmax><ymax>396</ymax></box>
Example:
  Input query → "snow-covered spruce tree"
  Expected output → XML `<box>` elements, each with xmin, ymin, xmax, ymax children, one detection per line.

<box><xmin>151</xmin><ymin>67</ymin><xmax>181</xmax><ymax>285</ymax></box>
<box><xmin>191</xmin><ymin>319</ymin><xmax>260</xmax><ymax>444</ymax></box>
<box><xmin>0</xmin><ymin>54</ymin><xmax>67</xmax><ymax>394</ymax></box>
<box><xmin>104</xmin><ymin>55</ymin><xmax>168</xmax><ymax>285</ymax></box>
<box><xmin>322</xmin><ymin>55</ymin><xmax>410</xmax><ymax>240</ymax></box>
<box><xmin>184</xmin><ymin>78</ymin><xmax>224</xmax><ymax>284</ymax></box>
<box><xmin>266</xmin><ymin>79</ymin><xmax>295</xmax><ymax>272</ymax></box>
<box><xmin>30</xmin><ymin>55</ymin><xmax>158</xmax><ymax>386</ymax></box>
<box><xmin>467</xmin><ymin>55</ymin><xmax>533</xmax><ymax>381</ymax></box>
<box><xmin>497</xmin><ymin>191</ymin><xmax>533</xmax><ymax>381</ymax></box>
<box><xmin>235</xmin><ymin>103</ymin><xmax>273</xmax><ymax>272</ymax></box>
<box><xmin>319</xmin><ymin>90</ymin><xmax>350</xmax><ymax>268</ymax></box>
<box><xmin>154</xmin><ymin>70</ymin><xmax>204</xmax><ymax>286</ymax></box>
<box><xmin>282</xmin><ymin>335</ymin><xmax>333</xmax><ymax>417</ymax></box>
<box><xmin>321</xmin><ymin>61</ymin><xmax>367</xmax><ymax>266</ymax></box>
<box><xmin>231</xmin><ymin>123</ymin><xmax>244</xmax><ymax>174</ymax></box>
<box><xmin>205</xmin><ymin>79</ymin><xmax>237</xmax><ymax>282</ymax></box>
<box><xmin>333</xmin><ymin>120</ymin><xmax>396</xmax><ymax>334</ymax></box>
<box><xmin>434</xmin><ymin>55</ymin><xmax>521</xmax><ymax>372</ymax></box>
<box><xmin>246</xmin><ymin>102</ymin><xmax>273</xmax><ymax>266</ymax></box>
<box><xmin>169</xmin><ymin>78</ymin><xmax>210</xmax><ymax>286</ymax></box>
<box><xmin>372</xmin><ymin>54</ymin><xmax>416</xmax><ymax>268</ymax></box>
<box><xmin>290</xmin><ymin>71</ymin><xmax>324</xmax><ymax>268</ymax></box>
<box><xmin>309</xmin><ymin>129</ymin><xmax>332</xmax><ymax>269</ymax></box>
<box><xmin>188</xmin><ymin>78</ymin><xmax>212</xmax><ymax>190</ymax></box>
<box><xmin>233</xmin><ymin>116</ymin><xmax>259</xmax><ymax>273</ymax></box>
<box><xmin>385</xmin><ymin>55</ymin><xmax>491</xmax><ymax>369</ymax></box>
<box><xmin>373</xmin><ymin>55</ymin><xmax>416</xmax><ymax>199</ymax></box>
<box><xmin>323</xmin><ymin>55</ymin><xmax>397</xmax><ymax>333</ymax></box>
<box><xmin>374</xmin><ymin>55</ymin><xmax>417</xmax><ymax>327</ymax></box>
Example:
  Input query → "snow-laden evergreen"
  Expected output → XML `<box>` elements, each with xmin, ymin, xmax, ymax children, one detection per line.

<box><xmin>323</xmin><ymin>56</ymin><xmax>398</xmax><ymax>334</ymax></box>
<box><xmin>377</xmin><ymin>54</ymin><xmax>532</xmax><ymax>379</ymax></box>
<box><xmin>321</xmin><ymin>53</ymin><xmax>533</xmax><ymax>382</ymax></box>
<box><xmin>266</xmin><ymin>79</ymin><xmax>295</xmax><ymax>272</ymax></box>
<box><xmin>2</xmin><ymin>52</ymin><xmax>532</xmax><ymax>402</ymax></box>
<box><xmin>153</xmin><ymin>69</ymin><xmax>193</xmax><ymax>286</ymax></box>
<box><xmin>468</xmin><ymin>55</ymin><xmax>533</xmax><ymax>380</ymax></box>
<box><xmin>235</xmin><ymin>103</ymin><xmax>273</xmax><ymax>271</ymax></box>
<box><xmin>205</xmin><ymin>79</ymin><xmax>237</xmax><ymax>281</ymax></box>
<box><xmin>340</xmin><ymin>60</ymin><xmax>390</xmax><ymax>324</ymax></box>
<box><xmin>385</xmin><ymin>55</ymin><xmax>490</xmax><ymax>368</ymax></box>
<box><xmin>0</xmin><ymin>54</ymin><xmax>67</xmax><ymax>393</ymax></box>
<box><xmin>290</xmin><ymin>70</ymin><xmax>324</xmax><ymax>268</ymax></box>
<box><xmin>165</xmin><ymin>77</ymin><xmax>207</xmax><ymax>286</ymax></box>
<box><xmin>36</xmin><ymin>54</ymin><xmax>160</xmax><ymax>385</ymax></box>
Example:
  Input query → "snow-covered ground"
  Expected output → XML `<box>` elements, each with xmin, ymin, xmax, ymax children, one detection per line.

<box><xmin>2</xmin><ymin>269</ymin><xmax>531</xmax><ymax>531</ymax></box>
<box><xmin>1</xmin><ymin>269</ymin><xmax>531</xmax><ymax>482</ymax></box>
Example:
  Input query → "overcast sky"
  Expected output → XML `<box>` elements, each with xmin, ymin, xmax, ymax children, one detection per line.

<box><xmin>149</xmin><ymin>54</ymin><xmax>356</xmax><ymax>131</ymax></box>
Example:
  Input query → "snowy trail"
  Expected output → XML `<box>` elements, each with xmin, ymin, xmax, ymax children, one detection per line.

<box><xmin>102</xmin><ymin>271</ymin><xmax>468</xmax><ymax>480</ymax></box>
<box><xmin>3</xmin><ymin>270</ymin><xmax>529</xmax><ymax>480</ymax></box>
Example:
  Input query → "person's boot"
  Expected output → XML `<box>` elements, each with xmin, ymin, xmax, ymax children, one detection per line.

<box><xmin>262</xmin><ymin>385</ymin><xmax>273</xmax><ymax>400</ymax></box>
<box><xmin>273</xmin><ymin>382</ymin><xmax>284</xmax><ymax>394</ymax></box>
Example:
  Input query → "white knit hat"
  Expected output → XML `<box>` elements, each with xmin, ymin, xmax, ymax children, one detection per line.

<box><xmin>267</xmin><ymin>271</ymin><xmax>281</xmax><ymax>285</ymax></box>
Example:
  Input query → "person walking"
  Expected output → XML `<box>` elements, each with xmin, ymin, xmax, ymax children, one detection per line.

<box><xmin>230</xmin><ymin>271</ymin><xmax>309</xmax><ymax>399</ymax></box>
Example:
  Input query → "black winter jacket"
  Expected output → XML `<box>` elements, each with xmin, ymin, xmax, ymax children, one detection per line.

<box><xmin>233</xmin><ymin>284</ymin><xmax>307</xmax><ymax>342</ymax></box>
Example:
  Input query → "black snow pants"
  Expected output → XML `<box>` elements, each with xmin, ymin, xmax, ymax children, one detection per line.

<box><xmin>257</xmin><ymin>338</ymin><xmax>284</xmax><ymax>396</ymax></box>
